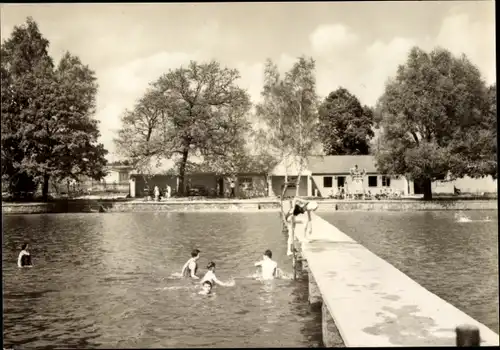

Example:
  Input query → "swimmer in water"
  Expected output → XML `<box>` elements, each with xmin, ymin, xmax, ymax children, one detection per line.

<box><xmin>181</xmin><ymin>249</ymin><xmax>201</xmax><ymax>279</ymax></box>
<box><xmin>17</xmin><ymin>243</ymin><xmax>32</xmax><ymax>268</ymax></box>
<box><xmin>285</xmin><ymin>197</ymin><xmax>319</xmax><ymax>242</ymax></box>
<box><xmin>254</xmin><ymin>249</ymin><xmax>278</xmax><ymax>280</ymax></box>
<box><xmin>200</xmin><ymin>262</ymin><xmax>233</xmax><ymax>287</ymax></box>
<box><xmin>199</xmin><ymin>280</ymin><xmax>213</xmax><ymax>295</ymax></box>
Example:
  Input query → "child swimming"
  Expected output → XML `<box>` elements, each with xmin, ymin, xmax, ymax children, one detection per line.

<box><xmin>200</xmin><ymin>262</ymin><xmax>234</xmax><ymax>287</ymax></box>
<box><xmin>198</xmin><ymin>280</ymin><xmax>213</xmax><ymax>295</ymax></box>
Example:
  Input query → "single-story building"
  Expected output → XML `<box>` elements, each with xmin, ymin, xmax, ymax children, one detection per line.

<box><xmin>102</xmin><ymin>165</ymin><xmax>134</xmax><ymax>185</ymax></box>
<box><xmin>308</xmin><ymin>155</ymin><xmax>409</xmax><ymax>197</ymax></box>
<box><xmin>129</xmin><ymin>172</ymin><xmax>269</xmax><ymax>198</ymax></box>
<box><xmin>127</xmin><ymin>155</ymin><xmax>497</xmax><ymax>198</ymax></box>
<box><xmin>432</xmin><ymin>175</ymin><xmax>497</xmax><ymax>195</ymax></box>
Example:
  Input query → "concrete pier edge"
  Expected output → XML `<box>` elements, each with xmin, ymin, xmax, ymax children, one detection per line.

<box><xmin>287</xmin><ymin>209</ymin><xmax>499</xmax><ymax>347</ymax></box>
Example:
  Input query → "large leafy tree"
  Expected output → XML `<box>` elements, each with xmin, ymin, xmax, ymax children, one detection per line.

<box><xmin>375</xmin><ymin>46</ymin><xmax>495</xmax><ymax>200</ymax></box>
<box><xmin>1</xmin><ymin>17</ymin><xmax>108</xmax><ymax>201</ymax></box>
<box><xmin>318</xmin><ymin>87</ymin><xmax>374</xmax><ymax>155</ymax></box>
<box><xmin>114</xmin><ymin>60</ymin><xmax>252</xmax><ymax>195</ymax></box>
<box><xmin>1</xmin><ymin>17</ymin><xmax>53</xmax><ymax>197</ymax></box>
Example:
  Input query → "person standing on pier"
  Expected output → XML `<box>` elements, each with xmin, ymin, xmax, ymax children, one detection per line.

<box><xmin>181</xmin><ymin>249</ymin><xmax>201</xmax><ymax>279</ymax></box>
<box><xmin>17</xmin><ymin>243</ymin><xmax>33</xmax><ymax>268</ymax></box>
<box><xmin>285</xmin><ymin>198</ymin><xmax>319</xmax><ymax>242</ymax></box>
<box><xmin>254</xmin><ymin>249</ymin><xmax>278</xmax><ymax>280</ymax></box>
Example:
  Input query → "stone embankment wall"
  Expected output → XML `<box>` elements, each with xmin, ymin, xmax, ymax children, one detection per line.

<box><xmin>2</xmin><ymin>199</ymin><xmax>497</xmax><ymax>214</ymax></box>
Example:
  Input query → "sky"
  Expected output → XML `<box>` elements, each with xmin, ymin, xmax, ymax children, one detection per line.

<box><xmin>1</xmin><ymin>1</ymin><xmax>496</xmax><ymax>161</ymax></box>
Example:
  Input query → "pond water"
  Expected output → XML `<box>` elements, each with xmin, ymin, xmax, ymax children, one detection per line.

<box><xmin>2</xmin><ymin>212</ymin><xmax>323</xmax><ymax>349</ymax></box>
<box><xmin>321</xmin><ymin>210</ymin><xmax>499</xmax><ymax>332</ymax></box>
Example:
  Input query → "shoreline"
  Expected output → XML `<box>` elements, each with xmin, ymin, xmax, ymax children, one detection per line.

<box><xmin>2</xmin><ymin>198</ymin><xmax>497</xmax><ymax>214</ymax></box>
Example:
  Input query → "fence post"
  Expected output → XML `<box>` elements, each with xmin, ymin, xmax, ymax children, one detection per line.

<box><xmin>456</xmin><ymin>324</ymin><xmax>480</xmax><ymax>347</ymax></box>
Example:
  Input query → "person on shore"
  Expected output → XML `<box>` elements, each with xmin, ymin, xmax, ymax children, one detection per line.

<box><xmin>198</xmin><ymin>280</ymin><xmax>213</xmax><ymax>295</ymax></box>
<box><xmin>181</xmin><ymin>249</ymin><xmax>201</xmax><ymax>279</ymax></box>
<box><xmin>200</xmin><ymin>262</ymin><xmax>234</xmax><ymax>287</ymax></box>
<box><xmin>285</xmin><ymin>197</ymin><xmax>319</xmax><ymax>242</ymax></box>
<box><xmin>17</xmin><ymin>243</ymin><xmax>32</xmax><ymax>268</ymax></box>
<box><xmin>154</xmin><ymin>185</ymin><xmax>160</xmax><ymax>201</ymax></box>
<box><xmin>229</xmin><ymin>179</ymin><xmax>236</xmax><ymax>198</ymax></box>
<box><xmin>254</xmin><ymin>249</ymin><xmax>278</xmax><ymax>280</ymax></box>
<box><xmin>166</xmin><ymin>184</ymin><xmax>172</xmax><ymax>199</ymax></box>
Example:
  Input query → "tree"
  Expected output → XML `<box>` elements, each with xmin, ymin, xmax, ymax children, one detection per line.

<box><xmin>375</xmin><ymin>46</ymin><xmax>495</xmax><ymax>200</ymax></box>
<box><xmin>114</xmin><ymin>88</ymin><xmax>168</xmax><ymax>188</ymax></box>
<box><xmin>1</xmin><ymin>18</ymin><xmax>108</xmax><ymax>201</ymax></box>
<box><xmin>1</xmin><ymin>17</ymin><xmax>53</xmax><ymax>198</ymax></box>
<box><xmin>256</xmin><ymin>57</ymin><xmax>319</xmax><ymax>200</ymax></box>
<box><xmin>115</xmin><ymin>60</ymin><xmax>252</xmax><ymax>195</ymax></box>
<box><xmin>318</xmin><ymin>87</ymin><xmax>374</xmax><ymax>155</ymax></box>
<box><xmin>447</xmin><ymin>83</ymin><xmax>497</xmax><ymax>180</ymax></box>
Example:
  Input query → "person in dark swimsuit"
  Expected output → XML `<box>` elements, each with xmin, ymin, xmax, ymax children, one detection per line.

<box><xmin>17</xmin><ymin>243</ymin><xmax>32</xmax><ymax>268</ymax></box>
<box><xmin>284</xmin><ymin>198</ymin><xmax>319</xmax><ymax>244</ymax></box>
<box><xmin>181</xmin><ymin>249</ymin><xmax>200</xmax><ymax>279</ymax></box>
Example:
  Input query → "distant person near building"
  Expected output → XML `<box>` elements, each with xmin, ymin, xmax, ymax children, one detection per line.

<box><xmin>166</xmin><ymin>184</ymin><xmax>172</xmax><ymax>199</ymax></box>
<box><xmin>154</xmin><ymin>185</ymin><xmax>160</xmax><ymax>201</ymax></box>
<box><xmin>230</xmin><ymin>179</ymin><xmax>236</xmax><ymax>198</ymax></box>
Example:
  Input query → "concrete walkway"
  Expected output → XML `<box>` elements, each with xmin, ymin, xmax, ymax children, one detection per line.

<box><xmin>288</xmin><ymin>210</ymin><xmax>499</xmax><ymax>347</ymax></box>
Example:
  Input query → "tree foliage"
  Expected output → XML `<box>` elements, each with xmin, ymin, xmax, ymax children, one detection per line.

<box><xmin>256</xmin><ymin>56</ymin><xmax>319</xmax><ymax>198</ymax></box>
<box><xmin>374</xmin><ymin>46</ymin><xmax>495</xmax><ymax>200</ymax></box>
<box><xmin>318</xmin><ymin>87</ymin><xmax>374</xmax><ymax>155</ymax></box>
<box><xmin>114</xmin><ymin>60</ymin><xmax>252</xmax><ymax>194</ymax></box>
<box><xmin>1</xmin><ymin>17</ymin><xmax>107</xmax><ymax>200</ymax></box>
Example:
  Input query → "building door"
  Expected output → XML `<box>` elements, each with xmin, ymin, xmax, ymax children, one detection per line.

<box><xmin>337</xmin><ymin>176</ymin><xmax>346</xmax><ymax>188</ymax></box>
<box><xmin>217</xmin><ymin>177</ymin><xmax>224</xmax><ymax>197</ymax></box>
<box><xmin>413</xmin><ymin>180</ymin><xmax>423</xmax><ymax>195</ymax></box>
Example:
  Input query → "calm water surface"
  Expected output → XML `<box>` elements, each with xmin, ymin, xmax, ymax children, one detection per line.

<box><xmin>3</xmin><ymin>212</ymin><xmax>322</xmax><ymax>348</ymax></box>
<box><xmin>321</xmin><ymin>210</ymin><xmax>499</xmax><ymax>332</ymax></box>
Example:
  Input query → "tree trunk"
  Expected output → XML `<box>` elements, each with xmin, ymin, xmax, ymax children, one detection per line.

<box><xmin>178</xmin><ymin>147</ymin><xmax>189</xmax><ymax>196</ymax></box>
<box><xmin>42</xmin><ymin>174</ymin><xmax>50</xmax><ymax>202</ymax></box>
<box><xmin>295</xmin><ymin>173</ymin><xmax>302</xmax><ymax>198</ymax></box>
<box><xmin>423</xmin><ymin>178</ymin><xmax>432</xmax><ymax>200</ymax></box>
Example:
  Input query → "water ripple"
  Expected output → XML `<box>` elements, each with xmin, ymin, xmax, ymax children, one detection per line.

<box><xmin>3</xmin><ymin>212</ymin><xmax>322</xmax><ymax>348</ymax></box>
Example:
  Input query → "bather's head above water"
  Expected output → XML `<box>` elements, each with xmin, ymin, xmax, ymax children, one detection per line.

<box><xmin>263</xmin><ymin>249</ymin><xmax>272</xmax><ymax>260</ymax></box>
<box><xmin>21</xmin><ymin>243</ymin><xmax>29</xmax><ymax>251</ymax></box>
<box><xmin>200</xmin><ymin>280</ymin><xmax>213</xmax><ymax>294</ymax></box>
<box><xmin>207</xmin><ymin>261</ymin><xmax>216</xmax><ymax>271</ymax></box>
<box><xmin>191</xmin><ymin>249</ymin><xmax>201</xmax><ymax>260</ymax></box>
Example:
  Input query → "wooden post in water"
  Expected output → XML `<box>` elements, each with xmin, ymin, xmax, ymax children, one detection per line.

<box><xmin>456</xmin><ymin>324</ymin><xmax>480</xmax><ymax>347</ymax></box>
<box><xmin>290</xmin><ymin>199</ymin><xmax>297</xmax><ymax>280</ymax></box>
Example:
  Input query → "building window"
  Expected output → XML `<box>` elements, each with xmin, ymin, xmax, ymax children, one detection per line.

<box><xmin>323</xmin><ymin>176</ymin><xmax>333</xmax><ymax>188</ymax></box>
<box><xmin>368</xmin><ymin>176</ymin><xmax>378</xmax><ymax>187</ymax></box>
<box><xmin>240</xmin><ymin>177</ymin><xmax>253</xmax><ymax>190</ymax></box>
<box><xmin>119</xmin><ymin>172</ymin><xmax>129</xmax><ymax>182</ymax></box>
<box><xmin>382</xmin><ymin>176</ymin><xmax>391</xmax><ymax>187</ymax></box>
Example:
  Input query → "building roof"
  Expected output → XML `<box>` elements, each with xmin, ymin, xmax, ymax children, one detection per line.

<box><xmin>106</xmin><ymin>165</ymin><xmax>134</xmax><ymax>171</ymax></box>
<box><xmin>270</xmin><ymin>156</ymin><xmax>312</xmax><ymax>176</ymax></box>
<box><xmin>307</xmin><ymin>155</ymin><xmax>378</xmax><ymax>174</ymax></box>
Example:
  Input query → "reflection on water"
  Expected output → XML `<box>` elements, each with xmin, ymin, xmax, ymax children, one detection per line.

<box><xmin>3</xmin><ymin>212</ymin><xmax>322</xmax><ymax>348</ymax></box>
<box><xmin>321</xmin><ymin>210</ymin><xmax>499</xmax><ymax>332</ymax></box>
